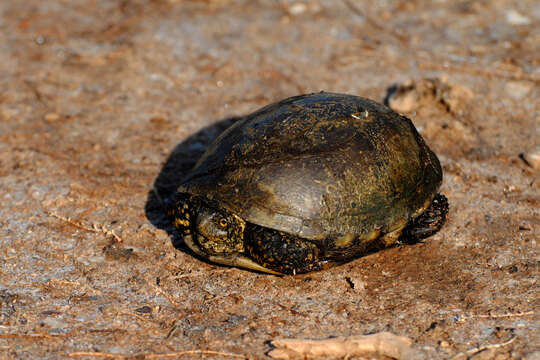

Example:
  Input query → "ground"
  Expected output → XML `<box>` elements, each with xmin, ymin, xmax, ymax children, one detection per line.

<box><xmin>0</xmin><ymin>1</ymin><xmax>538</xmax><ymax>359</ymax></box>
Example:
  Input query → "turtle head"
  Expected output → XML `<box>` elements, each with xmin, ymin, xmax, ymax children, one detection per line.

<box><xmin>195</xmin><ymin>206</ymin><xmax>246</xmax><ymax>254</ymax></box>
<box><xmin>172</xmin><ymin>194</ymin><xmax>245</xmax><ymax>255</ymax></box>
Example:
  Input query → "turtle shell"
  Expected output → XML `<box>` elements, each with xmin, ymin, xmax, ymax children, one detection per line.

<box><xmin>179</xmin><ymin>92</ymin><xmax>442</xmax><ymax>242</ymax></box>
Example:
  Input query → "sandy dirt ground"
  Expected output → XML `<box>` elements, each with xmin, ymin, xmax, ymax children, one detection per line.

<box><xmin>1</xmin><ymin>1</ymin><xmax>538</xmax><ymax>359</ymax></box>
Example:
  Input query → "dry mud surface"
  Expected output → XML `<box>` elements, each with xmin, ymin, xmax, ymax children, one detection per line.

<box><xmin>0</xmin><ymin>1</ymin><xmax>539</xmax><ymax>359</ymax></box>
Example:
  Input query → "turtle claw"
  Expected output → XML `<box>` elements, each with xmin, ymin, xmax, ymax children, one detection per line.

<box><xmin>400</xmin><ymin>193</ymin><xmax>449</xmax><ymax>243</ymax></box>
<box><xmin>224</xmin><ymin>255</ymin><xmax>283</xmax><ymax>275</ymax></box>
<box><xmin>182</xmin><ymin>235</ymin><xmax>282</xmax><ymax>275</ymax></box>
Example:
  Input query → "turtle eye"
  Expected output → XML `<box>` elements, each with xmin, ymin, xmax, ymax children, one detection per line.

<box><xmin>219</xmin><ymin>218</ymin><xmax>228</xmax><ymax>228</ymax></box>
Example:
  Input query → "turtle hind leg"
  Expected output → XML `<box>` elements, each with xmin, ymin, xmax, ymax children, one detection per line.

<box><xmin>400</xmin><ymin>193</ymin><xmax>449</xmax><ymax>244</ymax></box>
<box><xmin>244</xmin><ymin>224</ymin><xmax>333</xmax><ymax>275</ymax></box>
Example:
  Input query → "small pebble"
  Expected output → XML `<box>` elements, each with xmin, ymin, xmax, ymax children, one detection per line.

<box><xmin>520</xmin><ymin>150</ymin><xmax>540</xmax><ymax>170</ymax></box>
<box><xmin>35</xmin><ymin>35</ymin><xmax>45</xmax><ymax>45</ymax></box>
<box><xmin>388</xmin><ymin>87</ymin><xmax>419</xmax><ymax>113</ymax></box>
<box><xmin>41</xmin><ymin>317</ymin><xmax>65</xmax><ymax>329</ymax></box>
<box><xmin>288</xmin><ymin>3</ymin><xmax>307</xmax><ymax>15</ymax></box>
<box><xmin>439</xmin><ymin>340</ymin><xmax>450</xmax><ymax>348</ymax></box>
<box><xmin>470</xmin><ymin>348</ymin><xmax>497</xmax><ymax>360</ymax></box>
<box><xmin>345</xmin><ymin>276</ymin><xmax>366</xmax><ymax>291</ymax></box>
<box><xmin>2</xmin><ymin>107</ymin><xmax>18</xmax><ymax>120</ymax></box>
<box><xmin>386</xmin><ymin>77</ymin><xmax>473</xmax><ymax>114</ymax></box>
<box><xmin>505</xmin><ymin>81</ymin><xmax>533</xmax><ymax>99</ymax></box>
<box><xmin>506</xmin><ymin>10</ymin><xmax>531</xmax><ymax>25</ymax></box>
<box><xmin>44</xmin><ymin>112</ymin><xmax>60</xmax><ymax>122</ymax></box>
<box><xmin>135</xmin><ymin>306</ymin><xmax>152</xmax><ymax>314</ymax></box>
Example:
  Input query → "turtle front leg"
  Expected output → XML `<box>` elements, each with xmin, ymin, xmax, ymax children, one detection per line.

<box><xmin>400</xmin><ymin>193</ymin><xmax>449</xmax><ymax>243</ymax></box>
<box><xmin>243</xmin><ymin>224</ymin><xmax>334</xmax><ymax>275</ymax></box>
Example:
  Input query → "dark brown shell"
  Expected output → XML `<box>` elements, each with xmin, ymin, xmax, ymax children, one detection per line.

<box><xmin>179</xmin><ymin>92</ymin><xmax>442</xmax><ymax>241</ymax></box>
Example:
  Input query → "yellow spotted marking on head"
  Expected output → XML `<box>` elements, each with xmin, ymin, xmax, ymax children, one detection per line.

<box><xmin>326</xmin><ymin>184</ymin><xmax>338</xmax><ymax>193</ymax></box>
<box><xmin>174</xmin><ymin>218</ymin><xmax>190</xmax><ymax>228</ymax></box>
<box><xmin>234</xmin><ymin>214</ymin><xmax>245</xmax><ymax>232</ymax></box>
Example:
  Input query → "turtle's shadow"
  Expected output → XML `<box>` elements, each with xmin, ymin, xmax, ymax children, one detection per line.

<box><xmin>144</xmin><ymin>116</ymin><xmax>241</xmax><ymax>250</ymax></box>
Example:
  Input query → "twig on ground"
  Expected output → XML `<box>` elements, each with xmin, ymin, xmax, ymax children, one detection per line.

<box><xmin>144</xmin><ymin>350</ymin><xmax>245</xmax><ymax>358</ymax></box>
<box><xmin>119</xmin><ymin>310</ymin><xmax>153</xmax><ymax>323</ymax></box>
<box><xmin>342</xmin><ymin>0</ymin><xmax>408</xmax><ymax>44</ymax></box>
<box><xmin>418</xmin><ymin>61</ymin><xmax>540</xmax><ymax>82</ymax></box>
<box><xmin>0</xmin><ymin>333</ymin><xmax>64</xmax><ymax>340</ymax></box>
<box><xmin>69</xmin><ymin>350</ymin><xmax>245</xmax><ymax>359</ymax></box>
<box><xmin>69</xmin><ymin>352</ymin><xmax>122</xmax><ymax>359</ymax></box>
<box><xmin>450</xmin><ymin>336</ymin><xmax>516</xmax><ymax>360</ymax></box>
<box><xmin>151</xmin><ymin>283</ymin><xmax>182</xmax><ymax>308</ymax></box>
<box><xmin>48</xmin><ymin>211</ymin><xmax>123</xmax><ymax>242</ymax></box>
<box><xmin>268</xmin><ymin>332</ymin><xmax>419</xmax><ymax>359</ymax></box>
<box><xmin>455</xmin><ymin>310</ymin><xmax>535</xmax><ymax>323</ymax></box>
<box><xmin>47</xmin><ymin>278</ymin><xmax>102</xmax><ymax>296</ymax></box>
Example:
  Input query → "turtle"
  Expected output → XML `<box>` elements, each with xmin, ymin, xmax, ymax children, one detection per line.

<box><xmin>166</xmin><ymin>92</ymin><xmax>448</xmax><ymax>275</ymax></box>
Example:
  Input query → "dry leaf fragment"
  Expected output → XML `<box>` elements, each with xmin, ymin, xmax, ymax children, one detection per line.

<box><xmin>268</xmin><ymin>331</ymin><xmax>420</xmax><ymax>359</ymax></box>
